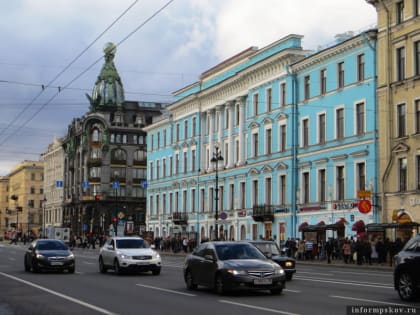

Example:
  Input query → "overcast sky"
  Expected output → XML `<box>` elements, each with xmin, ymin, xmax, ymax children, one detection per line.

<box><xmin>0</xmin><ymin>0</ymin><xmax>377</xmax><ymax>176</ymax></box>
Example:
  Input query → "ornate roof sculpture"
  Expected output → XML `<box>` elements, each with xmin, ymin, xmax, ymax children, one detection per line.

<box><xmin>87</xmin><ymin>42</ymin><xmax>125</xmax><ymax>111</ymax></box>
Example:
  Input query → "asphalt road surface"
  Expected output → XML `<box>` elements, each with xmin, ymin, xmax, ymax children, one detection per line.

<box><xmin>0</xmin><ymin>243</ymin><xmax>419</xmax><ymax>315</ymax></box>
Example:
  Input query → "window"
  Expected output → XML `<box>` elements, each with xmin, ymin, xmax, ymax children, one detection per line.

<box><xmin>279</xmin><ymin>125</ymin><xmax>286</xmax><ymax>152</ymax></box>
<box><xmin>240</xmin><ymin>182</ymin><xmax>245</xmax><ymax>209</ymax></box>
<box><xmin>134</xmin><ymin>150</ymin><xmax>145</xmax><ymax>162</ymax></box>
<box><xmin>215</xmin><ymin>112</ymin><xmax>219</xmax><ymax>132</ymax></box>
<box><xmin>235</xmin><ymin>139</ymin><xmax>239</xmax><ymax>164</ymax></box>
<box><xmin>265</xmin><ymin>129</ymin><xmax>272</xmax><ymax>154</ymax></box>
<box><xmin>252</xmin><ymin>180</ymin><xmax>258</xmax><ymax>206</ymax></box>
<box><xmin>132</xmin><ymin>168</ymin><xmax>146</xmax><ymax>179</ymax></box>
<box><xmin>356</xmin><ymin>162</ymin><xmax>366</xmax><ymax>191</ymax></box>
<box><xmin>224</xmin><ymin>143</ymin><xmax>229</xmax><ymax>167</ymax></box>
<box><xmin>302</xmin><ymin>172</ymin><xmax>310</xmax><ymax>204</ymax></box>
<box><xmin>28</xmin><ymin>200</ymin><xmax>34</xmax><ymax>208</ymax></box>
<box><xmin>175</xmin><ymin>153</ymin><xmax>179</xmax><ymax>175</ymax></box>
<box><xmin>183</xmin><ymin>152</ymin><xmax>187</xmax><ymax>174</ymax></box>
<box><xmin>356</xmin><ymin>102</ymin><xmax>365</xmax><ymax>135</ymax></box>
<box><xmin>184</xmin><ymin>121</ymin><xmax>188</xmax><ymax>139</ymax></box>
<box><xmin>169</xmin><ymin>156</ymin><xmax>173</xmax><ymax>176</ymax></box>
<box><xmin>399</xmin><ymin>157</ymin><xmax>407</xmax><ymax>191</ymax></box>
<box><xmin>209</xmin><ymin>188</ymin><xmax>213</xmax><ymax>212</ymax></box>
<box><xmin>157</xmin><ymin>132</ymin><xmax>160</xmax><ymax>148</ymax></box>
<box><xmin>396</xmin><ymin>1</ymin><xmax>404</xmax><ymax>24</ymax></box>
<box><xmin>176</xmin><ymin>124</ymin><xmax>180</xmax><ymax>142</ymax></box>
<box><xmin>397</xmin><ymin>47</ymin><xmax>405</xmax><ymax>81</ymax></box>
<box><xmin>89</xmin><ymin>167</ymin><xmax>101</xmax><ymax>178</ymax></box>
<box><xmin>200</xmin><ymin>189</ymin><xmax>205</xmax><ymax>212</ymax></box>
<box><xmin>266</xmin><ymin>88</ymin><xmax>272</xmax><ymax>112</ymax></box>
<box><xmin>228</xmin><ymin>184</ymin><xmax>234</xmax><ymax>210</ymax></box>
<box><xmin>183</xmin><ymin>190</ymin><xmax>187</xmax><ymax>212</ymax></box>
<box><xmin>416</xmin><ymin>0</ymin><xmax>420</xmax><ymax>16</ymax></box>
<box><xmin>357</xmin><ymin>54</ymin><xmax>365</xmax><ymax>82</ymax></box>
<box><xmin>415</xmin><ymin>41</ymin><xmax>420</xmax><ymax>76</ymax></box>
<box><xmin>338</xmin><ymin>62</ymin><xmax>345</xmax><ymax>88</ymax></box>
<box><xmin>163</xmin><ymin>129</ymin><xmax>167</xmax><ymax>147</ymax></box>
<box><xmin>397</xmin><ymin>104</ymin><xmax>406</xmax><ymax>138</ymax></box>
<box><xmin>336</xmin><ymin>166</ymin><xmax>345</xmax><ymax>200</ymax></box>
<box><xmin>265</xmin><ymin>177</ymin><xmax>272</xmax><ymax>205</ymax></box>
<box><xmin>318</xmin><ymin>113</ymin><xmax>326</xmax><ymax>144</ymax></box>
<box><xmin>302</xmin><ymin>118</ymin><xmax>309</xmax><ymax>147</ymax></box>
<box><xmin>417</xmin><ymin>156</ymin><xmax>420</xmax><ymax>189</ymax></box>
<box><xmin>31</xmin><ymin>173</ymin><xmax>35</xmax><ymax>181</ymax></box>
<box><xmin>149</xmin><ymin>162</ymin><xmax>154</xmax><ymax>180</ymax></box>
<box><xmin>252</xmin><ymin>133</ymin><xmax>259</xmax><ymax>157</ymax></box>
<box><xmin>225</xmin><ymin>108</ymin><xmax>229</xmax><ymax>129</ymax></box>
<box><xmin>112</xmin><ymin>149</ymin><xmax>126</xmax><ymax>161</ymax></box>
<box><xmin>192</xmin><ymin>149</ymin><xmax>196</xmax><ymax>172</ymax></box>
<box><xmin>336</xmin><ymin>108</ymin><xmax>344</xmax><ymax>140</ymax></box>
<box><xmin>191</xmin><ymin>189</ymin><xmax>196</xmax><ymax>212</ymax></box>
<box><xmin>280</xmin><ymin>82</ymin><xmax>286</xmax><ymax>106</ymax></box>
<box><xmin>304</xmin><ymin>76</ymin><xmax>310</xmax><ymax>100</ymax></box>
<box><xmin>91</xmin><ymin>128</ymin><xmax>101</xmax><ymax>142</ymax></box>
<box><xmin>30</xmin><ymin>186</ymin><xmax>35</xmax><ymax>194</ymax></box>
<box><xmin>318</xmin><ymin>169</ymin><xmax>326</xmax><ymax>202</ymax></box>
<box><xmin>253</xmin><ymin>93</ymin><xmax>259</xmax><ymax>116</ymax></box>
<box><xmin>156</xmin><ymin>160</ymin><xmax>160</xmax><ymax>179</ymax></box>
<box><xmin>416</xmin><ymin>100</ymin><xmax>420</xmax><ymax>133</ymax></box>
<box><xmin>90</xmin><ymin>148</ymin><xmax>102</xmax><ymax>159</ymax></box>
<box><xmin>192</xmin><ymin>117</ymin><xmax>196</xmax><ymax>137</ymax></box>
<box><xmin>320</xmin><ymin>69</ymin><xmax>327</xmax><ymax>95</ymax></box>
<box><xmin>236</xmin><ymin>104</ymin><xmax>240</xmax><ymax>126</ymax></box>
<box><xmin>175</xmin><ymin>192</ymin><xmax>179</xmax><ymax>212</ymax></box>
<box><xmin>279</xmin><ymin>175</ymin><xmax>286</xmax><ymax>205</ymax></box>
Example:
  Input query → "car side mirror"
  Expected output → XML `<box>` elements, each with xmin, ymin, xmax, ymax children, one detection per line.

<box><xmin>204</xmin><ymin>254</ymin><xmax>215</xmax><ymax>261</ymax></box>
<box><xmin>106</xmin><ymin>245</ymin><xmax>114</xmax><ymax>250</ymax></box>
<box><xmin>150</xmin><ymin>244</ymin><xmax>156</xmax><ymax>249</ymax></box>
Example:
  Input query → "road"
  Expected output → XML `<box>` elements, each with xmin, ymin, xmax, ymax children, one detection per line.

<box><xmin>0</xmin><ymin>243</ymin><xmax>419</xmax><ymax>315</ymax></box>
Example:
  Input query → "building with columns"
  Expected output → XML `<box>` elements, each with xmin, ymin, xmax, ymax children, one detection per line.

<box><xmin>145</xmin><ymin>31</ymin><xmax>379</xmax><ymax>243</ymax></box>
<box><xmin>367</xmin><ymin>0</ymin><xmax>420</xmax><ymax>239</ymax></box>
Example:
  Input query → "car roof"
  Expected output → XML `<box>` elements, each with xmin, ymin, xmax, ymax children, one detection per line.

<box><xmin>111</xmin><ymin>236</ymin><xmax>143</xmax><ymax>240</ymax></box>
<box><xmin>247</xmin><ymin>240</ymin><xmax>276</xmax><ymax>244</ymax></box>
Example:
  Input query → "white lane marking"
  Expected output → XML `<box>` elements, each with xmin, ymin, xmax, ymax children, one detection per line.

<box><xmin>330</xmin><ymin>295</ymin><xmax>414</xmax><ymax>307</ymax></box>
<box><xmin>284</xmin><ymin>289</ymin><xmax>301</xmax><ymax>293</ymax></box>
<box><xmin>330</xmin><ymin>270</ymin><xmax>392</xmax><ymax>277</ymax></box>
<box><xmin>297</xmin><ymin>271</ymin><xmax>333</xmax><ymax>276</ymax></box>
<box><xmin>294</xmin><ymin>276</ymin><xmax>392</xmax><ymax>289</ymax></box>
<box><xmin>220</xmin><ymin>300</ymin><xmax>302</xmax><ymax>315</ymax></box>
<box><xmin>82</xmin><ymin>261</ymin><xmax>96</xmax><ymax>265</ymax></box>
<box><xmin>0</xmin><ymin>272</ymin><xmax>118</xmax><ymax>315</ymax></box>
<box><xmin>161</xmin><ymin>264</ymin><xmax>182</xmax><ymax>269</ymax></box>
<box><xmin>136</xmin><ymin>283</ymin><xmax>196</xmax><ymax>297</ymax></box>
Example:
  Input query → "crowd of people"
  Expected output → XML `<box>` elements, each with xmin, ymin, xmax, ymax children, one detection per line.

<box><xmin>283</xmin><ymin>236</ymin><xmax>407</xmax><ymax>266</ymax></box>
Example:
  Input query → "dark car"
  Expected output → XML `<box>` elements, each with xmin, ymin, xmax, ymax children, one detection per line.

<box><xmin>394</xmin><ymin>234</ymin><xmax>420</xmax><ymax>301</ymax></box>
<box><xmin>24</xmin><ymin>239</ymin><xmax>75</xmax><ymax>273</ymax></box>
<box><xmin>248</xmin><ymin>240</ymin><xmax>296</xmax><ymax>280</ymax></box>
<box><xmin>183</xmin><ymin>241</ymin><xmax>286</xmax><ymax>295</ymax></box>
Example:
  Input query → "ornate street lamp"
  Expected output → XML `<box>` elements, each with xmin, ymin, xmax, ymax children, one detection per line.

<box><xmin>43</xmin><ymin>197</ymin><xmax>47</xmax><ymax>238</ymax></box>
<box><xmin>112</xmin><ymin>171</ymin><xmax>120</xmax><ymax>237</ymax></box>
<box><xmin>211</xmin><ymin>146</ymin><xmax>223</xmax><ymax>241</ymax></box>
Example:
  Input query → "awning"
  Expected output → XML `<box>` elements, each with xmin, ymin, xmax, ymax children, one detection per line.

<box><xmin>335</xmin><ymin>217</ymin><xmax>348</xmax><ymax>226</ymax></box>
<box><xmin>317</xmin><ymin>220</ymin><xmax>326</xmax><ymax>226</ymax></box>
<box><xmin>352</xmin><ymin>220</ymin><xmax>365</xmax><ymax>233</ymax></box>
<box><xmin>298</xmin><ymin>222</ymin><xmax>308</xmax><ymax>232</ymax></box>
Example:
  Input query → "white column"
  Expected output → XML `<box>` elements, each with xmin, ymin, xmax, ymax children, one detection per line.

<box><xmin>237</xmin><ymin>97</ymin><xmax>246</xmax><ymax>165</ymax></box>
<box><xmin>227</xmin><ymin>101</ymin><xmax>235</xmax><ymax>168</ymax></box>
<box><xmin>208</xmin><ymin>109</ymin><xmax>215</xmax><ymax>171</ymax></box>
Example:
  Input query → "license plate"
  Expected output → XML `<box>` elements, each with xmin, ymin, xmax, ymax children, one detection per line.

<box><xmin>254</xmin><ymin>278</ymin><xmax>272</xmax><ymax>285</ymax></box>
<box><xmin>50</xmin><ymin>262</ymin><xmax>63</xmax><ymax>266</ymax></box>
<box><xmin>136</xmin><ymin>261</ymin><xmax>149</xmax><ymax>265</ymax></box>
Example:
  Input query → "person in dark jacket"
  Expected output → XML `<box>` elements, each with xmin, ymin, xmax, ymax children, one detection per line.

<box><xmin>325</xmin><ymin>238</ymin><xmax>334</xmax><ymax>264</ymax></box>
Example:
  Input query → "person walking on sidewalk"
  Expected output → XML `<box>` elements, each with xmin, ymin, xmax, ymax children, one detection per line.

<box><xmin>325</xmin><ymin>238</ymin><xmax>334</xmax><ymax>264</ymax></box>
<box><xmin>342</xmin><ymin>239</ymin><xmax>352</xmax><ymax>264</ymax></box>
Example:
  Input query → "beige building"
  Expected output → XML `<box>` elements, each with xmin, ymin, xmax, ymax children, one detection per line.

<box><xmin>367</xmin><ymin>0</ymin><xmax>420</xmax><ymax>234</ymax></box>
<box><xmin>7</xmin><ymin>161</ymin><xmax>44</xmax><ymax>237</ymax></box>
<box><xmin>0</xmin><ymin>176</ymin><xmax>9</xmax><ymax>237</ymax></box>
<box><xmin>41</xmin><ymin>137</ymin><xmax>65</xmax><ymax>230</ymax></box>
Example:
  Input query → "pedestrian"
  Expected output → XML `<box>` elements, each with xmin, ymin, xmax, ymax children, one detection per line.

<box><xmin>342</xmin><ymin>240</ymin><xmax>351</xmax><ymax>264</ymax></box>
<box><xmin>182</xmin><ymin>237</ymin><xmax>189</xmax><ymax>253</ymax></box>
<box><xmin>325</xmin><ymin>238</ymin><xmax>334</xmax><ymax>264</ymax></box>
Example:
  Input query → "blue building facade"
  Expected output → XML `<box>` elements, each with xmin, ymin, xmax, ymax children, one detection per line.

<box><xmin>145</xmin><ymin>30</ymin><xmax>378</xmax><ymax>243</ymax></box>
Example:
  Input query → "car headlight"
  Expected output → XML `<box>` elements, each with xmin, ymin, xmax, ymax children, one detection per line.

<box><xmin>274</xmin><ymin>267</ymin><xmax>285</xmax><ymax>275</ymax></box>
<box><xmin>36</xmin><ymin>253</ymin><xmax>45</xmax><ymax>259</ymax></box>
<box><xmin>152</xmin><ymin>251</ymin><xmax>161</xmax><ymax>259</ymax></box>
<box><xmin>66</xmin><ymin>253</ymin><xmax>75</xmax><ymax>260</ymax></box>
<box><xmin>227</xmin><ymin>269</ymin><xmax>247</xmax><ymax>275</ymax></box>
<box><xmin>117</xmin><ymin>251</ymin><xmax>129</xmax><ymax>259</ymax></box>
<box><xmin>285</xmin><ymin>261</ymin><xmax>293</xmax><ymax>267</ymax></box>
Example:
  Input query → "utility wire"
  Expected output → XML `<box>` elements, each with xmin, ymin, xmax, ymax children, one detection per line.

<box><xmin>0</xmin><ymin>0</ymin><xmax>140</xmax><ymax>143</ymax></box>
<box><xmin>0</xmin><ymin>0</ymin><xmax>175</xmax><ymax>149</ymax></box>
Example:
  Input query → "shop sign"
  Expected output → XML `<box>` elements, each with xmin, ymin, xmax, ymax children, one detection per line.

<box><xmin>409</xmin><ymin>198</ymin><xmax>420</xmax><ymax>206</ymax></box>
<box><xmin>358</xmin><ymin>199</ymin><xmax>372</xmax><ymax>214</ymax></box>
<box><xmin>237</xmin><ymin>211</ymin><xmax>246</xmax><ymax>217</ymax></box>
<box><xmin>357</xmin><ymin>190</ymin><xmax>371</xmax><ymax>198</ymax></box>
<box><xmin>333</xmin><ymin>202</ymin><xmax>356</xmax><ymax>210</ymax></box>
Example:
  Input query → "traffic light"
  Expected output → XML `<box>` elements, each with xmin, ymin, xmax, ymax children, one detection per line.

<box><xmin>112</xmin><ymin>217</ymin><xmax>117</xmax><ymax>223</ymax></box>
<box><xmin>95</xmin><ymin>194</ymin><xmax>101</xmax><ymax>201</ymax></box>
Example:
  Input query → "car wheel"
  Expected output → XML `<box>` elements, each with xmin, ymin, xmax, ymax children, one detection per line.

<box><xmin>286</xmin><ymin>274</ymin><xmax>293</xmax><ymax>281</ymax></box>
<box><xmin>24</xmin><ymin>258</ymin><xmax>30</xmax><ymax>272</ymax></box>
<box><xmin>270</xmin><ymin>288</ymin><xmax>283</xmax><ymax>295</ymax></box>
<box><xmin>215</xmin><ymin>274</ymin><xmax>226</xmax><ymax>295</ymax></box>
<box><xmin>31</xmin><ymin>259</ymin><xmax>40</xmax><ymax>273</ymax></box>
<box><xmin>114</xmin><ymin>259</ymin><xmax>122</xmax><ymax>275</ymax></box>
<box><xmin>99</xmin><ymin>257</ymin><xmax>107</xmax><ymax>274</ymax></box>
<box><xmin>397</xmin><ymin>272</ymin><xmax>417</xmax><ymax>301</ymax></box>
<box><xmin>185</xmin><ymin>270</ymin><xmax>197</xmax><ymax>290</ymax></box>
<box><xmin>68</xmin><ymin>267</ymin><xmax>75</xmax><ymax>274</ymax></box>
<box><xmin>152</xmin><ymin>268</ymin><xmax>161</xmax><ymax>276</ymax></box>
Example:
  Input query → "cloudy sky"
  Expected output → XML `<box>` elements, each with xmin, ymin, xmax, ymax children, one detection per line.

<box><xmin>0</xmin><ymin>0</ymin><xmax>377</xmax><ymax>176</ymax></box>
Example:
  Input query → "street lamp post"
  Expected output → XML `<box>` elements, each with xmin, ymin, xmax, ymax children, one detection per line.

<box><xmin>43</xmin><ymin>197</ymin><xmax>47</xmax><ymax>238</ymax></box>
<box><xmin>112</xmin><ymin>174</ymin><xmax>120</xmax><ymax>237</ymax></box>
<box><xmin>211</xmin><ymin>146</ymin><xmax>224</xmax><ymax>241</ymax></box>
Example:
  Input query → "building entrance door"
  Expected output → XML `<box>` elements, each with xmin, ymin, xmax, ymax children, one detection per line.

<box><xmin>264</xmin><ymin>223</ymin><xmax>272</xmax><ymax>240</ymax></box>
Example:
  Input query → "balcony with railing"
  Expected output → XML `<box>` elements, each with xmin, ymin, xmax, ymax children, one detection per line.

<box><xmin>172</xmin><ymin>212</ymin><xmax>188</xmax><ymax>225</ymax></box>
<box><xmin>252</xmin><ymin>204</ymin><xmax>275</xmax><ymax>222</ymax></box>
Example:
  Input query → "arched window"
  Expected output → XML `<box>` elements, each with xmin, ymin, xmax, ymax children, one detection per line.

<box><xmin>112</xmin><ymin>149</ymin><xmax>126</xmax><ymax>161</ymax></box>
<box><xmin>91</xmin><ymin>128</ymin><xmax>101</xmax><ymax>142</ymax></box>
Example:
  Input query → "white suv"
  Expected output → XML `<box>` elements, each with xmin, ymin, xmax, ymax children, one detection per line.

<box><xmin>99</xmin><ymin>236</ymin><xmax>161</xmax><ymax>275</ymax></box>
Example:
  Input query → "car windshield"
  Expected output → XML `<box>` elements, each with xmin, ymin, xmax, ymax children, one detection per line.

<box><xmin>37</xmin><ymin>241</ymin><xmax>68</xmax><ymax>251</ymax></box>
<box><xmin>215</xmin><ymin>243</ymin><xmax>266</xmax><ymax>260</ymax></box>
<box><xmin>116</xmin><ymin>239</ymin><xmax>149</xmax><ymax>249</ymax></box>
<box><xmin>254</xmin><ymin>243</ymin><xmax>281</xmax><ymax>256</ymax></box>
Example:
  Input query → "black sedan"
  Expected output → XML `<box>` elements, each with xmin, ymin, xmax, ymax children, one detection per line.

<box><xmin>24</xmin><ymin>239</ymin><xmax>75</xmax><ymax>273</ymax></box>
<box><xmin>183</xmin><ymin>241</ymin><xmax>286</xmax><ymax>295</ymax></box>
<box><xmin>248</xmin><ymin>240</ymin><xmax>296</xmax><ymax>280</ymax></box>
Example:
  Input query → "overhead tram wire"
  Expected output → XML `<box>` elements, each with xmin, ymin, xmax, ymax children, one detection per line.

<box><xmin>0</xmin><ymin>0</ymin><xmax>140</xmax><ymax>143</ymax></box>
